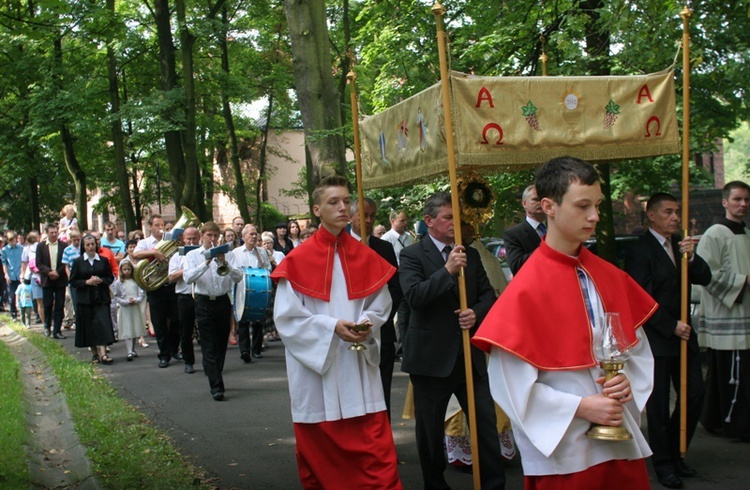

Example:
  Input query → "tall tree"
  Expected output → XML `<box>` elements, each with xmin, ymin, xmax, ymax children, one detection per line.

<box><xmin>284</xmin><ymin>0</ymin><xmax>347</xmax><ymax>180</ymax></box>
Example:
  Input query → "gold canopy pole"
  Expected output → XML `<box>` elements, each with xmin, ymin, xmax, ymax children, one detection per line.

<box><xmin>432</xmin><ymin>4</ymin><xmax>480</xmax><ymax>489</ymax></box>
<box><xmin>679</xmin><ymin>5</ymin><xmax>692</xmax><ymax>456</ymax></box>
<box><xmin>347</xmin><ymin>64</ymin><xmax>367</xmax><ymax>246</ymax></box>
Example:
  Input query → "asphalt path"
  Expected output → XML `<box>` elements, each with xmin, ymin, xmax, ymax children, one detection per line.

<box><xmin>47</xmin><ymin>324</ymin><xmax>750</xmax><ymax>490</ymax></box>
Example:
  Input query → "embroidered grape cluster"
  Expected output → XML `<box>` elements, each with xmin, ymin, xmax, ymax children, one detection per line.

<box><xmin>603</xmin><ymin>99</ymin><xmax>620</xmax><ymax>129</ymax></box>
<box><xmin>522</xmin><ymin>101</ymin><xmax>542</xmax><ymax>131</ymax></box>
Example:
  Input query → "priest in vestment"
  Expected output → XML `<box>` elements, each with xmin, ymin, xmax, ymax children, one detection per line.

<box><xmin>271</xmin><ymin>175</ymin><xmax>402</xmax><ymax>490</ymax></box>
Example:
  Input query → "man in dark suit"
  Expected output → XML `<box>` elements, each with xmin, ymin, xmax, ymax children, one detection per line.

<box><xmin>36</xmin><ymin>223</ymin><xmax>69</xmax><ymax>339</ymax></box>
<box><xmin>625</xmin><ymin>192</ymin><xmax>711</xmax><ymax>489</ymax></box>
<box><xmin>349</xmin><ymin>197</ymin><xmax>402</xmax><ymax>419</ymax></box>
<box><xmin>400</xmin><ymin>191</ymin><xmax>505</xmax><ymax>490</ymax></box>
<box><xmin>502</xmin><ymin>184</ymin><xmax>546</xmax><ymax>275</ymax></box>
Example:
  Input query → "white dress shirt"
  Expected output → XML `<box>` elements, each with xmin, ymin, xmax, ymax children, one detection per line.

<box><xmin>168</xmin><ymin>254</ymin><xmax>192</xmax><ymax>295</ymax></box>
<box><xmin>182</xmin><ymin>246</ymin><xmax>243</xmax><ymax>297</ymax></box>
<box><xmin>232</xmin><ymin>245</ymin><xmax>272</xmax><ymax>271</ymax></box>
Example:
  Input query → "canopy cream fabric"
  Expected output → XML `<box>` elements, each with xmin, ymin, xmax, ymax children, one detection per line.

<box><xmin>359</xmin><ymin>70</ymin><xmax>679</xmax><ymax>189</ymax></box>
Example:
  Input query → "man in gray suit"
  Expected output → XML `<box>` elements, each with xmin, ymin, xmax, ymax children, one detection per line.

<box><xmin>399</xmin><ymin>191</ymin><xmax>505</xmax><ymax>490</ymax></box>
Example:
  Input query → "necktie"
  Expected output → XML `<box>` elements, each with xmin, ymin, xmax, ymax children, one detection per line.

<box><xmin>577</xmin><ymin>269</ymin><xmax>596</xmax><ymax>329</ymax></box>
<box><xmin>664</xmin><ymin>241</ymin><xmax>676</xmax><ymax>266</ymax></box>
<box><xmin>442</xmin><ymin>245</ymin><xmax>452</xmax><ymax>262</ymax></box>
<box><xmin>537</xmin><ymin>223</ymin><xmax>547</xmax><ymax>237</ymax></box>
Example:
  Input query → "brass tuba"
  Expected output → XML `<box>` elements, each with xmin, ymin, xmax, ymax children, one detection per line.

<box><xmin>133</xmin><ymin>207</ymin><xmax>201</xmax><ymax>291</ymax></box>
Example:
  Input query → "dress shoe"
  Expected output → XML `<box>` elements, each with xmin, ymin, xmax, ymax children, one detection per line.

<box><xmin>240</xmin><ymin>351</ymin><xmax>252</xmax><ymax>364</ymax></box>
<box><xmin>184</xmin><ymin>364</ymin><xmax>195</xmax><ymax>374</ymax></box>
<box><xmin>252</xmin><ymin>352</ymin><xmax>263</xmax><ymax>359</ymax></box>
<box><xmin>127</xmin><ymin>353</ymin><xmax>134</xmax><ymax>362</ymax></box>
<box><xmin>171</xmin><ymin>352</ymin><xmax>184</xmax><ymax>361</ymax></box>
<box><xmin>657</xmin><ymin>472</ymin><xmax>683</xmax><ymax>489</ymax></box>
<box><xmin>53</xmin><ymin>333</ymin><xmax>66</xmax><ymax>340</ymax></box>
<box><xmin>212</xmin><ymin>391</ymin><xmax>225</xmax><ymax>401</ymax></box>
<box><xmin>44</xmin><ymin>328</ymin><xmax>51</xmax><ymax>337</ymax></box>
<box><xmin>158</xmin><ymin>359</ymin><xmax>169</xmax><ymax>368</ymax></box>
<box><xmin>674</xmin><ymin>459</ymin><xmax>696</xmax><ymax>477</ymax></box>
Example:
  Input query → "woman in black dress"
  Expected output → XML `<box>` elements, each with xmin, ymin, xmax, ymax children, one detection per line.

<box><xmin>69</xmin><ymin>235</ymin><xmax>116</xmax><ymax>364</ymax></box>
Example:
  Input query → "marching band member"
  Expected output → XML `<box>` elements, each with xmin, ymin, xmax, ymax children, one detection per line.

<box><xmin>232</xmin><ymin>224</ymin><xmax>273</xmax><ymax>362</ymax></box>
<box><xmin>167</xmin><ymin>226</ymin><xmax>201</xmax><ymax>374</ymax></box>
<box><xmin>183</xmin><ymin>222</ymin><xmax>243</xmax><ymax>401</ymax></box>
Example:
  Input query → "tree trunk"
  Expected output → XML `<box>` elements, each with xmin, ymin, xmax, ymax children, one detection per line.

<box><xmin>53</xmin><ymin>36</ymin><xmax>88</xmax><ymax>230</ymax></box>
<box><xmin>581</xmin><ymin>0</ymin><xmax>616</xmax><ymax>264</ymax></box>
<box><xmin>256</xmin><ymin>93</ymin><xmax>274</xmax><ymax>228</ymax></box>
<box><xmin>219</xmin><ymin>5</ymin><xmax>250</xmax><ymax>224</ymax></box>
<box><xmin>107</xmin><ymin>0</ymin><xmax>136</xmax><ymax>232</ymax></box>
<box><xmin>154</xmin><ymin>0</ymin><xmax>187</xmax><ymax>210</ymax></box>
<box><xmin>30</xmin><ymin>175</ymin><xmax>40</xmax><ymax>233</ymax></box>
<box><xmin>284</xmin><ymin>0</ymin><xmax>347</xmax><ymax>181</ymax></box>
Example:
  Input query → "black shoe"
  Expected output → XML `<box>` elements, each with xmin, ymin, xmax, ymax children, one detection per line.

<box><xmin>212</xmin><ymin>391</ymin><xmax>225</xmax><ymax>401</ymax></box>
<box><xmin>657</xmin><ymin>472</ymin><xmax>683</xmax><ymax>489</ymax></box>
<box><xmin>171</xmin><ymin>352</ymin><xmax>184</xmax><ymax>361</ymax></box>
<box><xmin>53</xmin><ymin>333</ymin><xmax>66</xmax><ymax>340</ymax></box>
<box><xmin>184</xmin><ymin>364</ymin><xmax>195</xmax><ymax>374</ymax></box>
<box><xmin>241</xmin><ymin>351</ymin><xmax>252</xmax><ymax>364</ymax></box>
<box><xmin>252</xmin><ymin>352</ymin><xmax>263</xmax><ymax>359</ymax></box>
<box><xmin>158</xmin><ymin>359</ymin><xmax>169</xmax><ymax>368</ymax></box>
<box><xmin>674</xmin><ymin>459</ymin><xmax>696</xmax><ymax>478</ymax></box>
<box><xmin>127</xmin><ymin>353</ymin><xmax>134</xmax><ymax>362</ymax></box>
<box><xmin>44</xmin><ymin>328</ymin><xmax>51</xmax><ymax>337</ymax></box>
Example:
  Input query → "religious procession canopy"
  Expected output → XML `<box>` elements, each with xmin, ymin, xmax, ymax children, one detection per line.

<box><xmin>359</xmin><ymin>70</ymin><xmax>679</xmax><ymax>189</ymax></box>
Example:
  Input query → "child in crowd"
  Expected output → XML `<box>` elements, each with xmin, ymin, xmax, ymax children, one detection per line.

<box><xmin>59</xmin><ymin>204</ymin><xmax>77</xmax><ymax>241</ymax></box>
<box><xmin>113</xmin><ymin>260</ymin><xmax>146</xmax><ymax>361</ymax></box>
<box><xmin>16</xmin><ymin>279</ymin><xmax>33</xmax><ymax>328</ymax></box>
<box><xmin>123</xmin><ymin>241</ymin><xmax>149</xmax><ymax>348</ymax></box>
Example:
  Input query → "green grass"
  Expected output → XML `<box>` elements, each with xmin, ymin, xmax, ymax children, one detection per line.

<box><xmin>0</xmin><ymin>338</ymin><xmax>28</xmax><ymax>489</ymax></box>
<box><xmin>6</xmin><ymin>320</ymin><xmax>209</xmax><ymax>489</ymax></box>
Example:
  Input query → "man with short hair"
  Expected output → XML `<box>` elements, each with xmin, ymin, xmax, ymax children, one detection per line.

<box><xmin>625</xmin><ymin>192</ymin><xmax>711</xmax><ymax>488</ymax></box>
<box><xmin>36</xmin><ymin>224</ymin><xmax>69</xmax><ymax>338</ymax></box>
<box><xmin>232</xmin><ymin>216</ymin><xmax>245</xmax><ymax>245</ymax></box>
<box><xmin>168</xmin><ymin>226</ymin><xmax>201</xmax><ymax>374</ymax></box>
<box><xmin>272</xmin><ymin>175</ymin><xmax>401</xmax><ymax>489</ymax></box>
<box><xmin>475</xmin><ymin>156</ymin><xmax>656</xmax><ymax>488</ymax></box>
<box><xmin>133</xmin><ymin>214</ymin><xmax>180</xmax><ymax>367</ymax></box>
<box><xmin>502</xmin><ymin>184</ymin><xmax>546</xmax><ymax>275</ymax></box>
<box><xmin>183</xmin><ymin>222</ymin><xmax>243</xmax><ymax>400</ymax></box>
<box><xmin>2</xmin><ymin>231</ymin><xmax>23</xmax><ymax>320</ymax></box>
<box><xmin>381</xmin><ymin>210</ymin><xmax>413</xmax><ymax>264</ymax></box>
<box><xmin>697</xmin><ymin>180</ymin><xmax>750</xmax><ymax>441</ymax></box>
<box><xmin>399</xmin><ymin>191</ymin><xmax>506</xmax><ymax>489</ymax></box>
<box><xmin>350</xmin><ymin>197</ymin><xmax>402</xmax><ymax>418</ymax></box>
<box><xmin>232</xmin><ymin>224</ymin><xmax>272</xmax><ymax>361</ymax></box>
<box><xmin>101</xmin><ymin>221</ymin><xmax>126</xmax><ymax>262</ymax></box>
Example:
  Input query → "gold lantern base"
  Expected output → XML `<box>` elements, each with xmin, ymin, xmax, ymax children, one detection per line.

<box><xmin>586</xmin><ymin>360</ymin><xmax>633</xmax><ymax>441</ymax></box>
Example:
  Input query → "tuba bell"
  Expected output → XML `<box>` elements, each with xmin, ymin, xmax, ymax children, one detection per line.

<box><xmin>133</xmin><ymin>207</ymin><xmax>201</xmax><ymax>291</ymax></box>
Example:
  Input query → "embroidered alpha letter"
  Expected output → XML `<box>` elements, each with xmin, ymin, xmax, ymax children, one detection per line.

<box><xmin>475</xmin><ymin>87</ymin><xmax>495</xmax><ymax>108</ymax></box>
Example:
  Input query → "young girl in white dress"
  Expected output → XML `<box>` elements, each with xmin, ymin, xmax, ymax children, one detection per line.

<box><xmin>114</xmin><ymin>260</ymin><xmax>146</xmax><ymax>361</ymax></box>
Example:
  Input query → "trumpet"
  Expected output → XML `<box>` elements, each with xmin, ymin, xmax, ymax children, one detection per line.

<box><xmin>203</xmin><ymin>242</ymin><xmax>234</xmax><ymax>276</ymax></box>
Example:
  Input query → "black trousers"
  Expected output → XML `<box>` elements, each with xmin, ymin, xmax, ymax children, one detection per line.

<box><xmin>380</xmin><ymin>341</ymin><xmax>396</xmax><ymax>420</ymax></box>
<box><xmin>647</xmin><ymin>352</ymin><xmax>704</xmax><ymax>471</ymax></box>
<box><xmin>411</xmin><ymin>359</ymin><xmax>506</xmax><ymax>490</ymax></box>
<box><xmin>195</xmin><ymin>294</ymin><xmax>231</xmax><ymax>395</ymax></box>
<box><xmin>146</xmin><ymin>284</ymin><xmax>179</xmax><ymax>362</ymax></box>
<box><xmin>177</xmin><ymin>294</ymin><xmax>196</xmax><ymax>365</ymax></box>
<box><xmin>237</xmin><ymin>319</ymin><xmax>263</xmax><ymax>356</ymax></box>
<box><xmin>43</xmin><ymin>285</ymin><xmax>66</xmax><ymax>335</ymax></box>
<box><xmin>7</xmin><ymin>280</ymin><xmax>20</xmax><ymax>317</ymax></box>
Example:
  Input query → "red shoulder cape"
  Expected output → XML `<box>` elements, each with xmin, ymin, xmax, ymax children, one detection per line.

<box><xmin>472</xmin><ymin>240</ymin><xmax>657</xmax><ymax>370</ymax></box>
<box><xmin>270</xmin><ymin>226</ymin><xmax>396</xmax><ymax>302</ymax></box>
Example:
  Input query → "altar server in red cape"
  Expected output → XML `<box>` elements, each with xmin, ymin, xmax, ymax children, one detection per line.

<box><xmin>473</xmin><ymin>157</ymin><xmax>658</xmax><ymax>490</ymax></box>
<box><xmin>271</xmin><ymin>175</ymin><xmax>402</xmax><ymax>490</ymax></box>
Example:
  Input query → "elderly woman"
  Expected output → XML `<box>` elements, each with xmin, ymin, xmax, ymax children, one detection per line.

<box><xmin>69</xmin><ymin>235</ymin><xmax>115</xmax><ymax>364</ymax></box>
<box><xmin>261</xmin><ymin>232</ymin><xmax>285</xmax><ymax>266</ymax></box>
